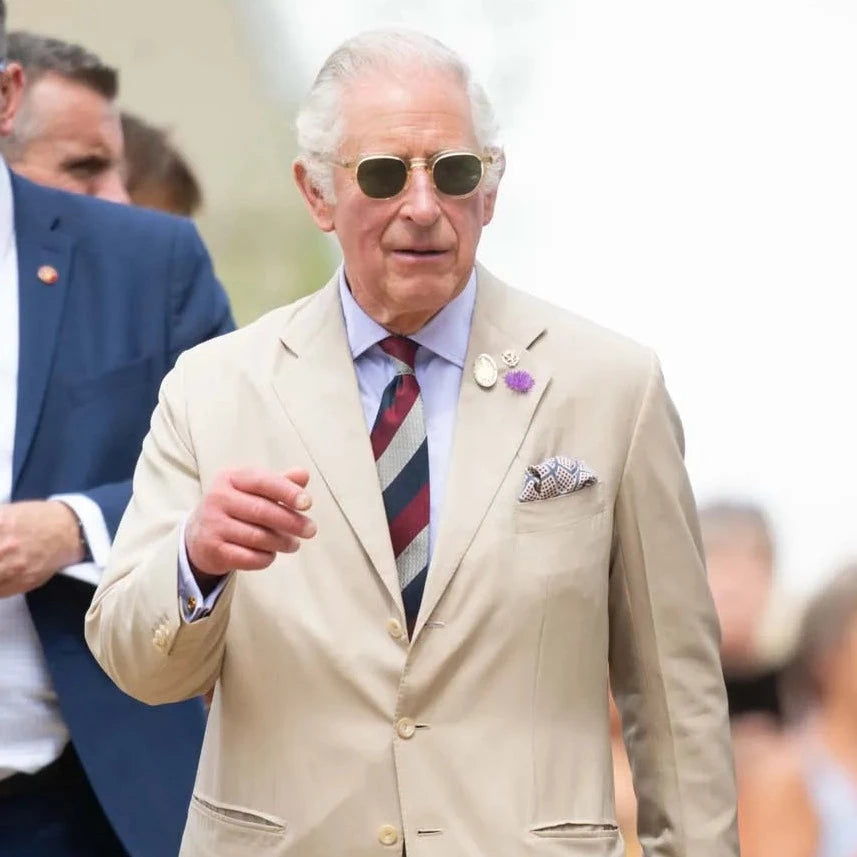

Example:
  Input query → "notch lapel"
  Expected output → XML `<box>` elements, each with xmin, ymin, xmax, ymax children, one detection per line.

<box><xmin>414</xmin><ymin>269</ymin><xmax>550</xmax><ymax>638</ymax></box>
<box><xmin>273</xmin><ymin>279</ymin><xmax>402</xmax><ymax>611</ymax></box>
<box><xmin>12</xmin><ymin>177</ymin><xmax>74</xmax><ymax>489</ymax></box>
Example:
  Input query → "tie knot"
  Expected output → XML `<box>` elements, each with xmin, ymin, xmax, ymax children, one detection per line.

<box><xmin>379</xmin><ymin>336</ymin><xmax>418</xmax><ymax>374</ymax></box>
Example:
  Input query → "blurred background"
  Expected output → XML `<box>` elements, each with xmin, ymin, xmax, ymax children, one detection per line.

<box><xmin>11</xmin><ymin>0</ymin><xmax>854</xmax><ymax>589</ymax></box>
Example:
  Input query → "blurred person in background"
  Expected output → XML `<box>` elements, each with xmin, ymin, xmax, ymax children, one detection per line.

<box><xmin>700</xmin><ymin>501</ymin><xmax>801</xmax><ymax>850</ymax></box>
<box><xmin>0</xmin><ymin>31</ymin><xmax>127</xmax><ymax>202</ymax></box>
<box><xmin>740</xmin><ymin>563</ymin><xmax>857</xmax><ymax>857</ymax></box>
<box><xmin>121</xmin><ymin>111</ymin><xmax>202</xmax><ymax>217</ymax></box>
<box><xmin>0</xmin><ymin>3</ymin><xmax>234</xmax><ymax>855</ymax></box>
<box><xmin>610</xmin><ymin>694</ymin><xmax>642</xmax><ymax>857</ymax></box>
<box><xmin>701</xmin><ymin>501</ymin><xmax>800</xmax><ymax>728</ymax></box>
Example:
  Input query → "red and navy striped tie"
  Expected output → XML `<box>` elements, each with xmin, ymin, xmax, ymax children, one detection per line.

<box><xmin>371</xmin><ymin>337</ymin><xmax>429</xmax><ymax>637</ymax></box>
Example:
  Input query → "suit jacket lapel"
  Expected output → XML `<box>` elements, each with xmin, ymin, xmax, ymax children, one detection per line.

<box><xmin>273</xmin><ymin>277</ymin><xmax>402</xmax><ymax>611</ymax></box>
<box><xmin>415</xmin><ymin>267</ymin><xmax>550</xmax><ymax>638</ymax></box>
<box><xmin>12</xmin><ymin>176</ymin><xmax>74</xmax><ymax>490</ymax></box>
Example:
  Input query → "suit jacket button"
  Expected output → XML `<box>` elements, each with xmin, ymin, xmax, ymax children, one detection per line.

<box><xmin>396</xmin><ymin>717</ymin><xmax>416</xmax><ymax>739</ymax></box>
<box><xmin>386</xmin><ymin>618</ymin><xmax>404</xmax><ymax>640</ymax></box>
<box><xmin>377</xmin><ymin>824</ymin><xmax>399</xmax><ymax>846</ymax></box>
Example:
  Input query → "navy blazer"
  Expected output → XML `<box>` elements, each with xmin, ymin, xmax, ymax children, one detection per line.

<box><xmin>10</xmin><ymin>173</ymin><xmax>235</xmax><ymax>856</ymax></box>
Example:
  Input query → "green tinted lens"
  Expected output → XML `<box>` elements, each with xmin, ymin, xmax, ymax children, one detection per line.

<box><xmin>355</xmin><ymin>157</ymin><xmax>408</xmax><ymax>199</ymax></box>
<box><xmin>432</xmin><ymin>153</ymin><xmax>484</xmax><ymax>196</ymax></box>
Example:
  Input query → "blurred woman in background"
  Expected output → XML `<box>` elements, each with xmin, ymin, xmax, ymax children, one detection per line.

<box><xmin>741</xmin><ymin>563</ymin><xmax>857</xmax><ymax>857</ymax></box>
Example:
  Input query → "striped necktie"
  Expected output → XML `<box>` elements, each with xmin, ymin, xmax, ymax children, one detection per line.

<box><xmin>370</xmin><ymin>336</ymin><xmax>430</xmax><ymax>636</ymax></box>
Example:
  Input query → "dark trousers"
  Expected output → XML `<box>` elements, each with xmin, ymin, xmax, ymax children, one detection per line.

<box><xmin>0</xmin><ymin>742</ymin><xmax>128</xmax><ymax>857</ymax></box>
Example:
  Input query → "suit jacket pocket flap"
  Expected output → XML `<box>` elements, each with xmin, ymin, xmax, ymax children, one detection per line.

<box><xmin>190</xmin><ymin>794</ymin><xmax>287</xmax><ymax>835</ymax></box>
<box><xmin>66</xmin><ymin>355</ymin><xmax>155</xmax><ymax>407</ymax></box>
<box><xmin>531</xmin><ymin>822</ymin><xmax>619</xmax><ymax>839</ymax></box>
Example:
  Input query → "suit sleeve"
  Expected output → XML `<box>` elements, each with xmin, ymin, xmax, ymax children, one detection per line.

<box><xmin>608</xmin><ymin>352</ymin><xmax>739</xmax><ymax>857</ymax></box>
<box><xmin>85</xmin><ymin>354</ymin><xmax>236</xmax><ymax>706</ymax></box>
<box><xmin>78</xmin><ymin>221</ymin><xmax>235</xmax><ymax>542</ymax></box>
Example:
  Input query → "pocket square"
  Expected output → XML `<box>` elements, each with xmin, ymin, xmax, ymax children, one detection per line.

<box><xmin>518</xmin><ymin>456</ymin><xmax>597</xmax><ymax>502</ymax></box>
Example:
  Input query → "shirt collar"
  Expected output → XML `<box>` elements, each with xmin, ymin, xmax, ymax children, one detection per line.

<box><xmin>338</xmin><ymin>266</ymin><xmax>476</xmax><ymax>368</ymax></box>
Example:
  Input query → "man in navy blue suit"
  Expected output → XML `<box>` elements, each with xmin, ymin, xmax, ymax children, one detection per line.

<box><xmin>0</xmin><ymin>4</ymin><xmax>235</xmax><ymax>854</ymax></box>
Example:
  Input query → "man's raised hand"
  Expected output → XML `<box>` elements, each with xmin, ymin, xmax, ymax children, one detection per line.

<box><xmin>185</xmin><ymin>467</ymin><xmax>317</xmax><ymax>582</ymax></box>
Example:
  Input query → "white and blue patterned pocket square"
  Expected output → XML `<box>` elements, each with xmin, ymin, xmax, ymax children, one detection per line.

<box><xmin>518</xmin><ymin>456</ymin><xmax>597</xmax><ymax>503</ymax></box>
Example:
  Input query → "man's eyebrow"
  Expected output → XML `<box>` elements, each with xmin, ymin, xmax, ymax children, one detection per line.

<box><xmin>61</xmin><ymin>154</ymin><xmax>113</xmax><ymax>174</ymax></box>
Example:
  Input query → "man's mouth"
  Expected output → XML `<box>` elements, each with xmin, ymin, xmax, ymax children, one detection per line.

<box><xmin>391</xmin><ymin>248</ymin><xmax>449</xmax><ymax>259</ymax></box>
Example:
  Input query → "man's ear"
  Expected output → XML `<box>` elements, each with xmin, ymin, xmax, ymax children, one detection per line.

<box><xmin>481</xmin><ymin>150</ymin><xmax>505</xmax><ymax>226</ymax></box>
<box><xmin>0</xmin><ymin>63</ymin><xmax>25</xmax><ymax>138</ymax></box>
<box><xmin>293</xmin><ymin>160</ymin><xmax>335</xmax><ymax>233</ymax></box>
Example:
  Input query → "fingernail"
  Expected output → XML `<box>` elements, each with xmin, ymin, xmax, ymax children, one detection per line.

<box><xmin>305</xmin><ymin>521</ymin><xmax>318</xmax><ymax>538</ymax></box>
<box><xmin>295</xmin><ymin>493</ymin><xmax>311</xmax><ymax>511</ymax></box>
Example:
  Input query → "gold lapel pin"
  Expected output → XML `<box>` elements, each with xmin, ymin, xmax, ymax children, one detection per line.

<box><xmin>37</xmin><ymin>265</ymin><xmax>59</xmax><ymax>285</ymax></box>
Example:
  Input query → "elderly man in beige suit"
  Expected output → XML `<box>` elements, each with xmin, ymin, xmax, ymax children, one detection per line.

<box><xmin>85</xmin><ymin>29</ymin><xmax>738</xmax><ymax>857</ymax></box>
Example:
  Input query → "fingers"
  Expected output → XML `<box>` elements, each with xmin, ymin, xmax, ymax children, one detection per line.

<box><xmin>205</xmin><ymin>542</ymin><xmax>277</xmax><ymax>572</ymax></box>
<box><xmin>223</xmin><ymin>491</ymin><xmax>317</xmax><ymax>540</ymax></box>
<box><xmin>230</xmin><ymin>468</ymin><xmax>312</xmax><ymax>512</ymax></box>
<box><xmin>218</xmin><ymin>518</ymin><xmax>303</xmax><ymax>556</ymax></box>
<box><xmin>283</xmin><ymin>467</ymin><xmax>310</xmax><ymax>490</ymax></box>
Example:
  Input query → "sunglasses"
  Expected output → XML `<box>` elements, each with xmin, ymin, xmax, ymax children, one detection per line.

<box><xmin>334</xmin><ymin>150</ymin><xmax>495</xmax><ymax>200</ymax></box>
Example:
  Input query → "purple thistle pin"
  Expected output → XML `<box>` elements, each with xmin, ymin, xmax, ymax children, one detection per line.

<box><xmin>504</xmin><ymin>369</ymin><xmax>534</xmax><ymax>393</ymax></box>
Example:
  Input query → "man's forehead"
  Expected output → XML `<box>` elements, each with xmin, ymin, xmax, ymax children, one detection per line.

<box><xmin>27</xmin><ymin>73</ymin><xmax>117</xmax><ymax>127</ymax></box>
<box><xmin>26</xmin><ymin>74</ymin><xmax>122</xmax><ymax>153</ymax></box>
<box><xmin>338</xmin><ymin>67</ymin><xmax>477</xmax><ymax>153</ymax></box>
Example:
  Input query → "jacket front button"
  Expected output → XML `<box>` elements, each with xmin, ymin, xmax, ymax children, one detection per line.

<box><xmin>396</xmin><ymin>717</ymin><xmax>416</xmax><ymax>739</ymax></box>
<box><xmin>386</xmin><ymin>618</ymin><xmax>404</xmax><ymax>640</ymax></box>
<box><xmin>378</xmin><ymin>824</ymin><xmax>399</xmax><ymax>846</ymax></box>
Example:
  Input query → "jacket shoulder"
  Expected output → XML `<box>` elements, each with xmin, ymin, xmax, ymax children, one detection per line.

<box><xmin>490</xmin><ymin>274</ymin><xmax>656</xmax><ymax>383</ymax></box>
<box><xmin>13</xmin><ymin>172</ymin><xmax>194</xmax><ymax>247</ymax></box>
<box><xmin>173</xmin><ymin>288</ymin><xmax>318</xmax><ymax>371</ymax></box>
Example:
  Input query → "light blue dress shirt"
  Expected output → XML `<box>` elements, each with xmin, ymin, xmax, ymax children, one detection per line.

<box><xmin>178</xmin><ymin>267</ymin><xmax>476</xmax><ymax>619</ymax></box>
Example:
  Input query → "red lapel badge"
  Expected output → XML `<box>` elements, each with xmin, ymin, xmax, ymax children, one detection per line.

<box><xmin>37</xmin><ymin>265</ymin><xmax>59</xmax><ymax>285</ymax></box>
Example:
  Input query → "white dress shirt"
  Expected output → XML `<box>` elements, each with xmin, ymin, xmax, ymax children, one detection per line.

<box><xmin>0</xmin><ymin>161</ymin><xmax>112</xmax><ymax>779</ymax></box>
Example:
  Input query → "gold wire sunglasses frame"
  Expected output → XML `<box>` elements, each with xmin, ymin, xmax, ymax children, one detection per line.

<box><xmin>330</xmin><ymin>150</ymin><xmax>498</xmax><ymax>200</ymax></box>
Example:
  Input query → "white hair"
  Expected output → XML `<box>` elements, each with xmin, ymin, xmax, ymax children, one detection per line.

<box><xmin>295</xmin><ymin>29</ymin><xmax>503</xmax><ymax>202</ymax></box>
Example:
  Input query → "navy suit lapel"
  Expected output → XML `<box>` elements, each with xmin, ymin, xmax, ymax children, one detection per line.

<box><xmin>11</xmin><ymin>174</ymin><xmax>75</xmax><ymax>490</ymax></box>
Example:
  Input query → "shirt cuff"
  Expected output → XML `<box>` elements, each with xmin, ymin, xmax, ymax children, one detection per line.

<box><xmin>50</xmin><ymin>493</ymin><xmax>112</xmax><ymax>587</ymax></box>
<box><xmin>177</xmin><ymin>519</ymin><xmax>229</xmax><ymax>622</ymax></box>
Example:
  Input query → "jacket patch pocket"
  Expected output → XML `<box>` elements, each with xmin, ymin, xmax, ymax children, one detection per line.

<box><xmin>513</xmin><ymin>484</ymin><xmax>606</xmax><ymax>534</ymax></box>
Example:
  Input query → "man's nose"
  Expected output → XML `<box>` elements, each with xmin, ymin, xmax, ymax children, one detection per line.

<box><xmin>96</xmin><ymin>169</ymin><xmax>131</xmax><ymax>205</ymax></box>
<box><xmin>399</xmin><ymin>166</ymin><xmax>440</xmax><ymax>226</ymax></box>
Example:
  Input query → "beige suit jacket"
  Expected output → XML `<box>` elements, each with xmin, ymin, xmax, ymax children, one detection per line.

<box><xmin>85</xmin><ymin>267</ymin><xmax>738</xmax><ymax>857</ymax></box>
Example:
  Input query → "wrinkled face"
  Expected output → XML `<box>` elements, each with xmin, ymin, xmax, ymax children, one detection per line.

<box><xmin>296</xmin><ymin>67</ymin><xmax>499</xmax><ymax>333</ymax></box>
<box><xmin>10</xmin><ymin>73</ymin><xmax>128</xmax><ymax>203</ymax></box>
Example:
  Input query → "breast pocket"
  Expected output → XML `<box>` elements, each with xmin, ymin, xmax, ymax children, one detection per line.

<box><xmin>513</xmin><ymin>484</ymin><xmax>606</xmax><ymax>534</ymax></box>
<box><xmin>65</xmin><ymin>355</ymin><xmax>155</xmax><ymax>409</ymax></box>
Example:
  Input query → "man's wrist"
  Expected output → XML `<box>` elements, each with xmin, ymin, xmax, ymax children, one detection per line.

<box><xmin>190</xmin><ymin>564</ymin><xmax>223</xmax><ymax>596</ymax></box>
<box><xmin>52</xmin><ymin>500</ymin><xmax>90</xmax><ymax>565</ymax></box>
